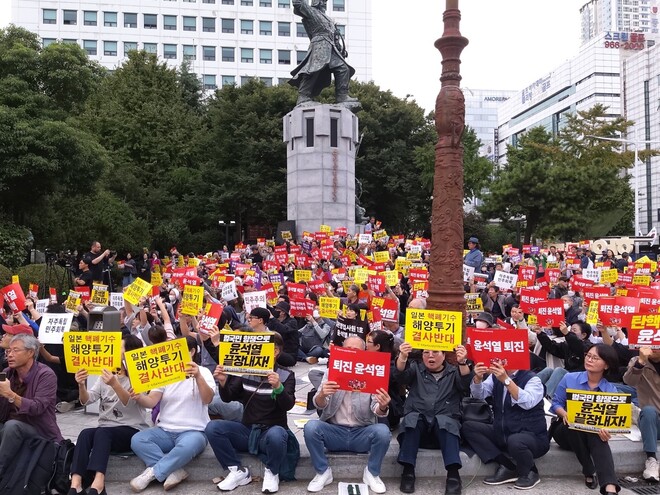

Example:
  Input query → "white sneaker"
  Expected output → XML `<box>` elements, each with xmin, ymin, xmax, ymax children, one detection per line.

<box><xmin>307</xmin><ymin>467</ymin><xmax>333</xmax><ymax>492</ymax></box>
<box><xmin>643</xmin><ymin>457</ymin><xmax>660</xmax><ymax>482</ymax></box>
<box><xmin>130</xmin><ymin>466</ymin><xmax>156</xmax><ymax>493</ymax></box>
<box><xmin>262</xmin><ymin>468</ymin><xmax>279</xmax><ymax>493</ymax></box>
<box><xmin>363</xmin><ymin>466</ymin><xmax>386</xmax><ymax>494</ymax></box>
<box><xmin>163</xmin><ymin>468</ymin><xmax>188</xmax><ymax>491</ymax></box>
<box><xmin>317</xmin><ymin>358</ymin><xmax>328</xmax><ymax>365</ymax></box>
<box><xmin>217</xmin><ymin>466</ymin><xmax>252</xmax><ymax>491</ymax></box>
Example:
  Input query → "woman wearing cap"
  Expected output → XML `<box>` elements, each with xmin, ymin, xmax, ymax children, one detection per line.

<box><xmin>464</xmin><ymin>237</ymin><xmax>484</xmax><ymax>270</ymax></box>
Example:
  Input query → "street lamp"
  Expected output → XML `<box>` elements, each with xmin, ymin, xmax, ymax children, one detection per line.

<box><xmin>586</xmin><ymin>133</ymin><xmax>660</xmax><ymax>235</ymax></box>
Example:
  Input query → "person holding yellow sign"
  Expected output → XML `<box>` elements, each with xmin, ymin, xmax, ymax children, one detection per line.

<box><xmin>129</xmin><ymin>336</ymin><xmax>216</xmax><ymax>493</ymax></box>
<box><xmin>549</xmin><ymin>344</ymin><xmax>622</xmax><ymax>495</ymax></box>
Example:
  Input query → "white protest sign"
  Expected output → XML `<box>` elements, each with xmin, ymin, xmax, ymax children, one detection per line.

<box><xmin>221</xmin><ymin>280</ymin><xmax>239</xmax><ymax>301</ymax></box>
<box><xmin>35</xmin><ymin>299</ymin><xmax>49</xmax><ymax>315</ymax></box>
<box><xmin>493</xmin><ymin>270</ymin><xmax>518</xmax><ymax>290</ymax></box>
<box><xmin>502</xmin><ymin>262</ymin><xmax>512</xmax><ymax>273</ymax></box>
<box><xmin>110</xmin><ymin>292</ymin><xmax>124</xmax><ymax>310</ymax></box>
<box><xmin>38</xmin><ymin>313</ymin><xmax>74</xmax><ymax>344</ymax></box>
<box><xmin>583</xmin><ymin>268</ymin><xmax>601</xmax><ymax>283</ymax></box>
<box><xmin>243</xmin><ymin>291</ymin><xmax>267</xmax><ymax>314</ymax></box>
<box><xmin>358</xmin><ymin>233</ymin><xmax>372</xmax><ymax>245</ymax></box>
<box><xmin>463</xmin><ymin>264</ymin><xmax>475</xmax><ymax>282</ymax></box>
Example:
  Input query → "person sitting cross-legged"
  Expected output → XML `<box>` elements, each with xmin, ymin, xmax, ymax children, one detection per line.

<box><xmin>304</xmin><ymin>336</ymin><xmax>392</xmax><ymax>493</ymax></box>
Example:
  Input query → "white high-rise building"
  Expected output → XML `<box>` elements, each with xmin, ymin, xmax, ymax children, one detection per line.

<box><xmin>580</xmin><ymin>0</ymin><xmax>659</xmax><ymax>45</ymax></box>
<box><xmin>463</xmin><ymin>89</ymin><xmax>517</xmax><ymax>160</ymax></box>
<box><xmin>9</xmin><ymin>0</ymin><xmax>372</xmax><ymax>90</ymax></box>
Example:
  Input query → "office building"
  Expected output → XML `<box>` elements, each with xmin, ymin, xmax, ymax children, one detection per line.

<box><xmin>9</xmin><ymin>0</ymin><xmax>373</xmax><ymax>90</ymax></box>
<box><xmin>580</xmin><ymin>0</ymin><xmax>659</xmax><ymax>45</ymax></box>
<box><xmin>463</xmin><ymin>88</ymin><xmax>517</xmax><ymax>160</ymax></box>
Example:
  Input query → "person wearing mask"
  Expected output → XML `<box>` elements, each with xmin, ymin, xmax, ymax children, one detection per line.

<box><xmin>266</xmin><ymin>302</ymin><xmax>299</xmax><ymax>367</ymax></box>
<box><xmin>623</xmin><ymin>346</ymin><xmax>660</xmax><ymax>482</ymax></box>
<box><xmin>298</xmin><ymin>309</ymin><xmax>331</xmax><ymax>364</ymax></box>
<box><xmin>462</xmin><ymin>361</ymin><xmax>549</xmax><ymax>489</ymax></box>
<box><xmin>548</xmin><ymin>277</ymin><xmax>569</xmax><ymax>300</ymax></box>
<box><xmin>550</xmin><ymin>344</ymin><xmax>623</xmax><ymax>495</ymax></box>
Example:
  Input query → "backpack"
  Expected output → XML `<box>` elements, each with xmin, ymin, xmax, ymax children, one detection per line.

<box><xmin>47</xmin><ymin>439</ymin><xmax>75</xmax><ymax>495</ymax></box>
<box><xmin>0</xmin><ymin>436</ymin><xmax>56</xmax><ymax>495</ymax></box>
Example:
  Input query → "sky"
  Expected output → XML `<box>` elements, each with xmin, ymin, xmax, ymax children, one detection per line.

<box><xmin>0</xmin><ymin>1</ymin><xmax>583</xmax><ymax>111</ymax></box>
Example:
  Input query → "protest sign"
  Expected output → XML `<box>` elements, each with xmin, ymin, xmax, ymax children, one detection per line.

<box><xmin>586</xmin><ymin>300</ymin><xmax>600</xmax><ymax>325</ymax></box>
<box><xmin>110</xmin><ymin>292</ymin><xmax>123</xmax><ymax>310</ymax></box>
<box><xmin>151</xmin><ymin>272</ymin><xmax>163</xmax><ymax>287</ymax></box>
<box><xmin>493</xmin><ymin>271</ymin><xmax>518</xmax><ymax>291</ymax></box>
<box><xmin>583</xmin><ymin>268</ymin><xmax>601</xmax><ymax>283</ymax></box>
<box><xmin>463</xmin><ymin>264</ymin><xmax>475</xmax><ymax>282</ymax></box>
<box><xmin>582</xmin><ymin>286</ymin><xmax>612</xmax><ymax>303</ymax></box>
<box><xmin>597</xmin><ymin>296</ymin><xmax>640</xmax><ymax>327</ymax></box>
<box><xmin>181</xmin><ymin>285</ymin><xmax>204</xmax><ymax>316</ymax></box>
<box><xmin>328</xmin><ymin>344</ymin><xmax>390</xmax><ymax>394</ymax></box>
<box><xmin>243</xmin><ymin>290</ymin><xmax>267</xmax><ymax>314</ymax></box>
<box><xmin>218</xmin><ymin>331</ymin><xmax>275</xmax><ymax>375</ymax></box>
<box><xmin>367</xmin><ymin>275</ymin><xmax>385</xmax><ymax>293</ymax></box>
<box><xmin>290</xmin><ymin>298</ymin><xmax>315</xmax><ymax>317</ymax></box>
<box><xmin>566</xmin><ymin>389</ymin><xmax>632</xmax><ymax>433</ymax></box>
<box><xmin>125</xmin><ymin>338</ymin><xmax>187</xmax><ymax>393</ymax></box>
<box><xmin>628</xmin><ymin>314</ymin><xmax>660</xmax><ymax>349</ymax></box>
<box><xmin>199</xmin><ymin>302</ymin><xmax>223</xmax><ymax>334</ymax></box>
<box><xmin>1</xmin><ymin>282</ymin><xmax>26</xmax><ymax>313</ymax></box>
<box><xmin>332</xmin><ymin>315</ymin><xmax>370</xmax><ymax>346</ymax></box>
<box><xmin>294</xmin><ymin>269</ymin><xmax>312</xmax><ymax>283</ymax></box>
<box><xmin>633</xmin><ymin>274</ymin><xmax>651</xmax><ymax>286</ymax></box>
<box><xmin>383</xmin><ymin>270</ymin><xmax>399</xmax><ymax>287</ymax></box>
<box><xmin>65</xmin><ymin>291</ymin><xmax>81</xmax><ymax>315</ymax></box>
<box><xmin>38</xmin><ymin>313</ymin><xmax>75</xmax><ymax>344</ymax></box>
<box><xmin>63</xmin><ymin>331</ymin><xmax>122</xmax><ymax>375</ymax></box>
<box><xmin>35</xmin><ymin>298</ymin><xmax>49</xmax><ymax>315</ymax></box>
<box><xmin>370</xmin><ymin>296</ymin><xmax>399</xmax><ymax>322</ymax></box>
<box><xmin>28</xmin><ymin>283</ymin><xmax>38</xmax><ymax>299</ymax></box>
<box><xmin>465</xmin><ymin>293</ymin><xmax>484</xmax><ymax>313</ymax></box>
<box><xmin>465</xmin><ymin>327</ymin><xmax>530</xmax><ymax>370</ymax></box>
<box><xmin>374</xmin><ymin>251</ymin><xmax>390</xmax><ymax>264</ymax></box>
<box><xmin>601</xmin><ymin>269</ymin><xmax>619</xmax><ymax>284</ymax></box>
<box><xmin>287</xmin><ymin>283</ymin><xmax>306</xmax><ymax>300</ymax></box>
<box><xmin>91</xmin><ymin>284</ymin><xmax>109</xmax><ymax>305</ymax></box>
<box><xmin>531</xmin><ymin>299</ymin><xmax>565</xmax><ymax>327</ymax></box>
<box><xmin>123</xmin><ymin>278</ymin><xmax>152</xmax><ymax>306</ymax></box>
<box><xmin>319</xmin><ymin>296</ymin><xmax>341</xmax><ymax>319</ymax></box>
<box><xmin>308</xmin><ymin>280</ymin><xmax>326</xmax><ymax>295</ymax></box>
<box><xmin>518</xmin><ymin>288</ymin><xmax>548</xmax><ymax>314</ymax></box>
<box><xmin>221</xmin><ymin>280</ymin><xmax>239</xmax><ymax>301</ymax></box>
<box><xmin>405</xmin><ymin>308</ymin><xmax>462</xmax><ymax>352</ymax></box>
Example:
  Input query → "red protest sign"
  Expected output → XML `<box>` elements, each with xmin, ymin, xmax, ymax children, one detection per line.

<box><xmin>570</xmin><ymin>275</ymin><xmax>595</xmax><ymax>291</ymax></box>
<box><xmin>628</xmin><ymin>328</ymin><xmax>660</xmax><ymax>349</ymax></box>
<box><xmin>465</xmin><ymin>327</ymin><xmax>530</xmax><ymax>370</ymax></box>
<box><xmin>367</xmin><ymin>275</ymin><xmax>385</xmax><ymax>293</ymax></box>
<box><xmin>76</xmin><ymin>286</ymin><xmax>91</xmax><ymax>302</ymax></box>
<box><xmin>49</xmin><ymin>287</ymin><xmax>58</xmax><ymax>305</ymax></box>
<box><xmin>199</xmin><ymin>303</ymin><xmax>223</xmax><ymax>333</ymax></box>
<box><xmin>533</xmin><ymin>299</ymin><xmax>565</xmax><ymax>326</ymax></box>
<box><xmin>367</xmin><ymin>308</ymin><xmax>383</xmax><ymax>332</ymax></box>
<box><xmin>370</xmin><ymin>296</ymin><xmax>399</xmax><ymax>322</ymax></box>
<box><xmin>617</xmin><ymin>273</ymin><xmax>634</xmax><ymax>285</ymax></box>
<box><xmin>295</xmin><ymin>255</ymin><xmax>310</xmax><ymax>268</ymax></box>
<box><xmin>328</xmin><ymin>344</ymin><xmax>390</xmax><ymax>394</ymax></box>
<box><xmin>597</xmin><ymin>296</ymin><xmax>640</xmax><ymax>327</ymax></box>
<box><xmin>1</xmin><ymin>283</ymin><xmax>26</xmax><ymax>313</ymax></box>
<box><xmin>28</xmin><ymin>283</ymin><xmax>39</xmax><ymax>299</ymax></box>
<box><xmin>409</xmin><ymin>268</ymin><xmax>429</xmax><ymax>281</ymax></box>
<box><xmin>582</xmin><ymin>286</ymin><xmax>612</xmax><ymax>303</ymax></box>
<box><xmin>546</xmin><ymin>268</ymin><xmax>561</xmax><ymax>284</ymax></box>
<box><xmin>308</xmin><ymin>280</ymin><xmax>326</xmax><ymax>295</ymax></box>
<box><xmin>519</xmin><ymin>266</ymin><xmax>536</xmax><ymax>284</ymax></box>
<box><xmin>518</xmin><ymin>288</ymin><xmax>547</xmax><ymax>314</ymax></box>
<box><xmin>289</xmin><ymin>298</ymin><xmax>315</xmax><ymax>317</ymax></box>
<box><xmin>262</xmin><ymin>261</ymin><xmax>279</xmax><ymax>272</ymax></box>
<box><xmin>287</xmin><ymin>283</ymin><xmax>307</xmax><ymax>300</ymax></box>
<box><xmin>637</xmin><ymin>288</ymin><xmax>660</xmax><ymax>313</ymax></box>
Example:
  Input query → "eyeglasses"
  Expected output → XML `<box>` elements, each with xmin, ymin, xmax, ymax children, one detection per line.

<box><xmin>6</xmin><ymin>347</ymin><xmax>28</xmax><ymax>355</ymax></box>
<box><xmin>584</xmin><ymin>353</ymin><xmax>602</xmax><ymax>362</ymax></box>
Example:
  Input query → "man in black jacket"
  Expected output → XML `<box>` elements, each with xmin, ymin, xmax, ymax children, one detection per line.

<box><xmin>267</xmin><ymin>302</ymin><xmax>299</xmax><ymax>367</ymax></box>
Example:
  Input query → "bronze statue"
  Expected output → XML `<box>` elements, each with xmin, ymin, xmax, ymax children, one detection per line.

<box><xmin>289</xmin><ymin>0</ymin><xmax>358</xmax><ymax>106</ymax></box>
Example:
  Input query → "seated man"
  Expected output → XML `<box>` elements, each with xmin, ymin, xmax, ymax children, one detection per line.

<box><xmin>0</xmin><ymin>333</ymin><xmax>63</xmax><ymax>477</ymax></box>
<box><xmin>623</xmin><ymin>346</ymin><xmax>660</xmax><ymax>482</ymax></box>
<box><xmin>394</xmin><ymin>343</ymin><xmax>472</xmax><ymax>495</ymax></box>
<box><xmin>206</xmin><ymin>332</ymin><xmax>297</xmax><ymax>494</ymax></box>
<box><xmin>304</xmin><ymin>336</ymin><xmax>391</xmax><ymax>493</ymax></box>
<box><xmin>462</xmin><ymin>361</ymin><xmax>549</xmax><ymax>489</ymax></box>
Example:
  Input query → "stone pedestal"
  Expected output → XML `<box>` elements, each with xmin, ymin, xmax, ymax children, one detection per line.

<box><xmin>283</xmin><ymin>104</ymin><xmax>359</xmax><ymax>239</ymax></box>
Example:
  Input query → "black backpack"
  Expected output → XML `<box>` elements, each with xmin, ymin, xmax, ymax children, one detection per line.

<box><xmin>0</xmin><ymin>436</ymin><xmax>56</xmax><ymax>495</ymax></box>
<box><xmin>47</xmin><ymin>439</ymin><xmax>75</xmax><ymax>495</ymax></box>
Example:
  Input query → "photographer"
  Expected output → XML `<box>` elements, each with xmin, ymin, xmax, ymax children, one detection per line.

<box><xmin>83</xmin><ymin>241</ymin><xmax>117</xmax><ymax>284</ymax></box>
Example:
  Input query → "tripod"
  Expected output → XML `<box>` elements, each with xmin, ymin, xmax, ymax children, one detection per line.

<box><xmin>40</xmin><ymin>260</ymin><xmax>74</xmax><ymax>301</ymax></box>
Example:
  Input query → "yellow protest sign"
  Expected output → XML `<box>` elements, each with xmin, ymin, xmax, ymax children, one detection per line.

<box><xmin>464</xmin><ymin>294</ymin><xmax>483</xmax><ymax>313</ymax></box>
<box><xmin>177</xmin><ymin>256</ymin><xmax>185</xmax><ymax>267</ymax></box>
<box><xmin>404</xmin><ymin>308</ymin><xmax>462</xmax><ymax>351</ymax></box>
<box><xmin>586</xmin><ymin>300</ymin><xmax>599</xmax><ymax>325</ymax></box>
<box><xmin>566</xmin><ymin>389</ymin><xmax>632</xmax><ymax>433</ymax></box>
<box><xmin>181</xmin><ymin>285</ymin><xmax>204</xmax><ymax>316</ymax></box>
<box><xmin>374</xmin><ymin>251</ymin><xmax>390</xmax><ymax>263</ymax></box>
<box><xmin>219</xmin><ymin>331</ymin><xmax>275</xmax><ymax>375</ymax></box>
<box><xmin>151</xmin><ymin>272</ymin><xmax>163</xmax><ymax>287</ymax></box>
<box><xmin>294</xmin><ymin>270</ymin><xmax>312</xmax><ymax>283</ymax></box>
<box><xmin>320</xmin><ymin>224</ymin><xmax>332</xmax><ymax>233</ymax></box>
<box><xmin>123</xmin><ymin>278</ymin><xmax>152</xmax><ymax>306</ymax></box>
<box><xmin>125</xmin><ymin>338</ymin><xmax>188</xmax><ymax>393</ymax></box>
<box><xmin>344</xmin><ymin>249</ymin><xmax>358</xmax><ymax>262</ymax></box>
<box><xmin>407</xmin><ymin>252</ymin><xmax>421</xmax><ymax>260</ymax></box>
<box><xmin>373</xmin><ymin>229</ymin><xmax>388</xmax><ymax>241</ymax></box>
<box><xmin>11</xmin><ymin>275</ymin><xmax>19</xmax><ymax>284</ymax></box>
<box><xmin>546</xmin><ymin>262</ymin><xmax>560</xmax><ymax>269</ymax></box>
<box><xmin>63</xmin><ymin>331</ymin><xmax>122</xmax><ymax>375</ymax></box>
<box><xmin>633</xmin><ymin>275</ymin><xmax>651</xmax><ymax>286</ymax></box>
<box><xmin>266</xmin><ymin>239</ymin><xmax>275</xmax><ymax>247</ymax></box>
<box><xmin>341</xmin><ymin>281</ymin><xmax>353</xmax><ymax>294</ymax></box>
<box><xmin>65</xmin><ymin>291</ymin><xmax>81</xmax><ymax>315</ymax></box>
<box><xmin>319</xmin><ymin>296</ymin><xmax>340</xmax><ymax>319</ymax></box>
<box><xmin>91</xmin><ymin>284</ymin><xmax>109</xmax><ymax>305</ymax></box>
<box><xmin>188</xmin><ymin>257</ymin><xmax>200</xmax><ymax>267</ymax></box>
<box><xmin>527</xmin><ymin>314</ymin><xmax>538</xmax><ymax>325</ymax></box>
<box><xmin>395</xmin><ymin>258</ymin><xmax>412</xmax><ymax>276</ymax></box>
<box><xmin>354</xmin><ymin>268</ymin><xmax>369</xmax><ymax>284</ymax></box>
<box><xmin>600</xmin><ymin>269</ymin><xmax>618</xmax><ymax>284</ymax></box>
<box><xmin>281</xmin><ymin>231</ymin><xmax>292</xmax><ymax>240</ymax></box>
<box><xmin>383</xmin><ymin>270</ymin><xmax>399</xmax><ymax>287</ymax></box>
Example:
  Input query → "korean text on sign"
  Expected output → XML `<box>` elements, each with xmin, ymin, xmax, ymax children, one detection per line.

<box><xmin>125</xmin><ymin>338</ymin><xmax>188</xmax><ymax>393</ymax></box>
<box><xmin>219</xmin><ymin>331</ymin><xmax>275</xmax><ymax>375</ymax></box>
<box><xmin>181</xmin><ymin>285</ymin><xmax>204</xmax><ymax>316</ymax></box>
<box><xmin>39</xmin><ymin>313</ymin><xmax>74</xmax><ymax>344</ymax></box>
<box><xmin>63</xmin><ymin>331</ymin><xmax>122</xmax><ymax>375</ymax></box>
<box><xmin>404</xmin><ymin>308</ymin><xmax>462</xmax><ymax>352</ymax></box>
<box><xmin>465</xmin><ymin>327</ymin><xmax>530</xmax><ymax>370</ymax></box>
<box><xmin>327</xmin><ymin>344</ymin><xmax>390</xmax><ymax>395</ymax></box>
<box><xmin>566</xmin><ymin>389</ymin><xmax>632</xmax><ymax>434</ymax></box>
<box><xmin>123</xmin><ymin>278</ymin><xmax>152</xmax><ymax>306</ymax></box>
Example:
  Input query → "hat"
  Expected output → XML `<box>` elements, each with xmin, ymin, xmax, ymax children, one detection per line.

<box><xmin>250</xmin><ymin>307</ymin><xmax>271</xmax><ymax>322</ymax></box>
<box><xmin>468</xmin><ymin>237</ymin><xmax>479</xmax><ymax>244</ymax></box>
<box><xmin>474</xmin><ymin>312</ymin><xmax>494</xmax><ymax>327</ymax></box>
<box><xmin>275</xmin><ymin>301</ymin><xmax>290</xmax><ymax>315</ymax></box>
<box><xmin>81</xmin><ymin>254</ymin><xmax>93</xmax><ymax>265</ymax></box>
<box><xmin>2</xmin><ymin>323</ymin><xmax>34</xmax><ymax>336</ymax></box>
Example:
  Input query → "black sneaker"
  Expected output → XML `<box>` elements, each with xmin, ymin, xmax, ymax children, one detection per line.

<box><xmin>514</xmin><ymin>471</ymin><xmax>540</xmax><ymax>490</ymax></box>
<box><xmin>483</xmin><ymin>466</ymin><xmax>518</xmax><ymax>485</ymax></box>
<box><xmin>400</xmin><ymin>473</ymin><xmax>415</xmax><ymax>493</ymax></box>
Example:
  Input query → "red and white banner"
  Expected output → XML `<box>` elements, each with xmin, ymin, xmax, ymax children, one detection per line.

<box><xmin>328</xmin><ymin>344</ymin><xmax>390</xmax><ymax>394</ymax></box>
<box><xmin>465</xmin><ymin>327</ymin><xmax>530</xmax><ymax>370</ymax></box>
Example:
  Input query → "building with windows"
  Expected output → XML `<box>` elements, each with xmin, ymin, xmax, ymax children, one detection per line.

<box><xmin>9</xmin><ymin>0</ymin><xmax>372</xmax><ymax>90</ymax></box>
<box><xmin>496</xmin><ymin>35</ymin><xmax>623</xmax><ymax>164</ymax></box>
<box><xmin>580</xmin><ymin>0</ymin><xmax>659</xmax><ymax>45</ymax></box>
<box><xmin>463</xmin><ymin>88</ymin><xmax>517</xmax><ymax>160</ymax></box>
